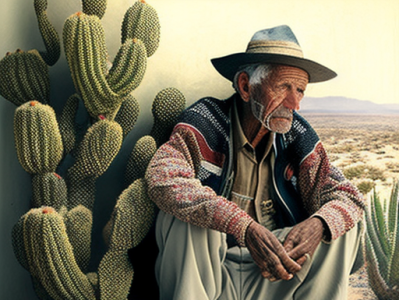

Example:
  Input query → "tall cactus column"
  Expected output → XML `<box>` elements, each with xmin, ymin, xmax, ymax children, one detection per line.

<box><xmin>12</xmin><ymin>207</ymin><xmax>96</xmax><ymax>300</ymax></box>
<box><xmin>67</xmin><ymin>119</ymin><xmax>123</xmax><ymax>210</ymax></box>
<box><xmin>14</xmin><ymin>101</ymin><xmax>67</xmax><ymax>209</ymax></box>
<box><xmin>63</xmin><ymin>11</ymin><xmax>147</xmax><ymax>119</ymax></box>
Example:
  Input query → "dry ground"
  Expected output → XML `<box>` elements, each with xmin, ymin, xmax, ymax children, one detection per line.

<box><xmin>302</xmin><ymin>113</ymin><xmax>399</xmax><ymax>300</ymax></box>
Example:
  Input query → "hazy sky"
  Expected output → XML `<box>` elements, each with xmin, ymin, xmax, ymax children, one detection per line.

<box><xmin>1</xmin><ymin>0</ymin><xmax>398</xmax><ymax>106</ymax></box>
<box><xmin>133</xmin><ymin>0</ymin><xmax>399</xmax><ymax>105</ymax></box>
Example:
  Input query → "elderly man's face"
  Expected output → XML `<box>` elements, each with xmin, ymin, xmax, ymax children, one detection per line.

<box><xmin>250</xmin><ymin>65</ymin><xmax>309</xmax><ymax>133</ymax></box>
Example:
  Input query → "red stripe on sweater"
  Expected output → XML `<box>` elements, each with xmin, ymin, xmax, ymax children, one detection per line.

<box><xmin>175</xmin><ymin>123</ymin><xmax>225</xmax><ymax>168</ymax></box>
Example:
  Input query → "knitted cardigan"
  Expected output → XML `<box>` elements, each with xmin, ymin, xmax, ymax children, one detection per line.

<box><xmin>145</xmin><ymin>95</ymin><xmax>365</xmax><ymax>247</ymax></box>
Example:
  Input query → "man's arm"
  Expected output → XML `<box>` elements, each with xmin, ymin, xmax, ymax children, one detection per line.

<box><xmin>298</xmin><ymin>142</ymin><xmax>365</xmax><ymax>241</ymax></box>
<box><xmin>145</xmin><ymin>125</ymin><xmax>253</xmax><ymax>246</ymax></box>
<box><xmin>274</xmin><ymin>141</ymin><xmax>365</xmax><ymax>273</ymax></box>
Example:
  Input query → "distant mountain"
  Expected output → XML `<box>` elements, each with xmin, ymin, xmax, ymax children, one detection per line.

<box><xmin>299</xmin><ymin>96</ymin><xmax>399</xmax><ymax>114</ymax></box>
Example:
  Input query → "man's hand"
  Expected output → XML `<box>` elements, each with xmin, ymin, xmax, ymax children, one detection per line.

<box><xmin>283</xmin><ymin>217</ymin><xmax>325</xmax><ymax>266</ymax></box>
<box><xmin>245</xmin><ymin>221</ymin><xmax>302</xmax><ymax>281</ymax></box>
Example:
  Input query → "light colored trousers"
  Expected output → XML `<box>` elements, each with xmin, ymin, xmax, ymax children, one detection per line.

<box><xmin>155</xmin><ymin>211</ymin><xmax>362</xmax><ymax>300</ymax></box>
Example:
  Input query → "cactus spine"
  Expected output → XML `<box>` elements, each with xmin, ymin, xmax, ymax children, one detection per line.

<box><xmin>365</xmin><ymin>182</ymin><xmax>399</xmax><ymax>299</ymax></box>
<box><xmin>64</xmin><ymin>205</ymin><xmax>93</xmax><ymax>272</ymax></box>
<box><xmin>67</xmin><ymin>119</ymin><xmax>123</xmax><ymax>210</ymax></box>
<box><xmin>58</xmin><ymin>94</ymin><xmax>80</xmax><ymax>155</ymax></box>
<box><xmin>125</xmin><ymin>135</ymin><xmax>157</xmax><ymax>186</ymax></box>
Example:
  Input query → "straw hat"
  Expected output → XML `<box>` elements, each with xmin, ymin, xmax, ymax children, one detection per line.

<box><xmin>211</xmin><ymin>25</ymin><xmax>336</xmax><ymax>83</ymax></box>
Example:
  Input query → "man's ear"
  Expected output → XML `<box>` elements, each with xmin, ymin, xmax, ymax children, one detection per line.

<box><xmin>237</xmin><ymin>72</ymin><xmax>250</xmax><ymax>102</ymax></box>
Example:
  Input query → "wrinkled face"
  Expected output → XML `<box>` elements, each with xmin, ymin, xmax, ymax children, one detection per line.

<box><xmin>250</xmin><ymin>65</ymin><xmax>309</xmax><ymax>133</ymax></box>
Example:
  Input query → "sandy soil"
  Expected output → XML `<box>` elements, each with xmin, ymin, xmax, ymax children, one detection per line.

<box><xmin>303</xmin><ymin>113</ymin><xmax>399</xmax><ymax>300</ymax></box>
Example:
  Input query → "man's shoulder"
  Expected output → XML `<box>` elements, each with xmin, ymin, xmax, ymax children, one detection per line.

<box><xmin>185</xmin><ymin>95</ymin><xmax>234</xmax><ymax>113</ymax></box>
<box><xmin>178</xmin><ymin>95</ymin><xmax>235</xmax><ymax>125</ymax></box>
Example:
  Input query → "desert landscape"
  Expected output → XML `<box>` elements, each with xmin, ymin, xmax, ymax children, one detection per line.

<box><xmin>303</xmin><ymin>113</ymin><xmax>399</xmax><ymax>300</ymax></box>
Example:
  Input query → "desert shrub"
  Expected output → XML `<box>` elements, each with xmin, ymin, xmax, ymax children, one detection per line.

<box><xmin>367</xmin><ymin>166</ymin><xmax>386</xmax><ymax>181</ymax></box>
<box><xmin>343</xmin><ymin>165</ymin><xmax>366</xmax><ymax>180</ymax></box>
<box><xmin>355</xmin><ymin>179</ymin><xmax>375</xmax><ymax>195</ymax></box>
<box><xmin>386</xmin><ymin>162</ymin><xmax>399</xmax><ymax>173</ymax></box>
<box><xmin>330</xmin><ymin>144</ymin><xmax>357</xmax><ymax>154</ymax></box>
<box><xmin>343</xmin><ymin>164</ymin><xmax>386</xmax><ymax>182</ymax></box>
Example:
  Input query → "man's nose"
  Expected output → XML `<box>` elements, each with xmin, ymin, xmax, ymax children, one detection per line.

<box><xmin>283</xmin><ymin>90</ymin><xmax>301</xmax><ymax>110</ymax></box>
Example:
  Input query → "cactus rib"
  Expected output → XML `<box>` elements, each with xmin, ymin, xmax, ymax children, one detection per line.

<box><xmin>0</xmin><ymin>50</ymin><xmax>50</xmax><ymax>105</ymax></box>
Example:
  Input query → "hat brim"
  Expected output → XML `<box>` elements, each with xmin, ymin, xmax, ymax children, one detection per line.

<box><xmin>211</xmin><ymin>53</ymin><xmax>337</xmax><ymax>83</ymax></box>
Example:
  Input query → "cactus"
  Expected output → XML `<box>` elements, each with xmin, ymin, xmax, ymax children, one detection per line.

<box><xmin>14</xmin><ymin>101</ymin><xmax>63</xmax><ymax>174</ymax></box>
<box><xmin>67</xmin><ymin>119</ymin><xmax>123</xmax><ymax>210</ymax></box>
<box><xmin>34</xmin><ymin>0</ymin><xmax>61</xmax><ymax>66</ymax></box>
<box><xmin>6</xmin><ymin>1</ymin><xmax>188</xmax><ymax>299</ymax></box>
<box><xmin>150</xmin><ymin>87</ymin><xmax>186</xmax><ymax>146</ymax></box>
<box><xmin>125</xmin><ymin>135</ymin><xmax>157</xmax><ymax>186</ymax></box>
<box><xmin>365</xmin><ymin>182</ymin><xmax>399</xmax><ymax>299</ymax></box>
<box><xmin>73</xmin><ymin>119</ymin><xmax>123</xmax><ymax>178</ymax></box>
<box><xmin>13</xmin><ymin>207</ymin><xmax>96</xmax><ymax>300</ymax></box>
<box><xmin>63</xmin><ymin>12</ymin><xmax>147</xmax><ymax>118</ymax></box>
<box><xmin>121</xmin><ymin>0</ymin><xmax>161</xmax><ymax>57</ymax></box>
<box><xmin>0</xmin><ymin>50</ymin><xmax>50</xmax><ymax>106</ymax></box>
<box><xmin>64</xmin><ymin>205</ymin><xmax>93</xmax><ymax>272</ymax></box>
<box><xmin>100</xmin><ymin>178</ymin><xmax>155</xmax><ymax>299</ymax></box>
<box><xmin>32</xmin><ymin>173</ymin><xmax>67</xmax><ymax>209</ymax></box>
<box><xmin>114</xmin><ymin>94</ymin><xmax>140</xmax><ymax>139</ymax></box>
<box><xmin>82</xmin><ymin>0</ymin><xmax>108</xmax><ymax>19</ymax></box>
<box><xmin>58</xmin><ymin>94</ymin><xmax>80</xmax><ymax>155</ymax></box>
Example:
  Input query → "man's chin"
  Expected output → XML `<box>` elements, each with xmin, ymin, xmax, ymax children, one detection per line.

<box><xmin>268</xmin><ymin>118</ymin><xmax>292</xmax><ymax>134</ymax></box>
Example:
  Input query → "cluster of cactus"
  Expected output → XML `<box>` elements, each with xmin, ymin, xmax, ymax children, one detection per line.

<box><xmin>364</xmin><ymin>181</ymin><xmax>399</xmax><ymax>299</ymax></box>
<box><xmin>1</xmin><ymin>0</ymin><xmax>186</xmax><ymax>299</ymax></box>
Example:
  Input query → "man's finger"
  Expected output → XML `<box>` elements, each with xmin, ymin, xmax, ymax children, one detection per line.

<box><xmin>278</xmin><ymin>249</ymin><xmax>302</xmax><ymax>275</ymax></box>
<box><xmin>270</xmin><ymin>263</ymin><xmax>294</xmax><ymax>281</ymax></box>
<box><xmin>287</xmin><ymin>242</ymin><xmax>309</xmax><ymax>261</ymax></box>
<box><xmin>296</xmin><ymin>255</ymin><xmax>307</xmax><ymax>266</ymax></box>
<box><xmin>283</xmin><ymin>238</ymin><xmax>295</xmax><ymax>253</ymax></box>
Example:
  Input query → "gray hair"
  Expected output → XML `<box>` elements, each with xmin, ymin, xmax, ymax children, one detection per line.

<box><xmin>232</xmin><ymin>64</ymin><xmax>273</xmax><ymax>92</ymax></box>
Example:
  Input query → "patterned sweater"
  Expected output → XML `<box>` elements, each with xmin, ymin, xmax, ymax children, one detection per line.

<box><xmin>145</xmin><ymin>95</ymin><xmax>365</xmax><ymax>247</ymax></box>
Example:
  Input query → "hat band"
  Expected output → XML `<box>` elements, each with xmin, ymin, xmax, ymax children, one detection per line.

<box><xmin>246</xmin><ymin>40</ymin><xmax>304</xmax><ymax>58</ymax></box>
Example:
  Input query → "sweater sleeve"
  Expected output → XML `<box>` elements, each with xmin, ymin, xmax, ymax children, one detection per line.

<box><xmin>145</xmin><ymin>125</ymin><xmax>253</xmax><ymax>246</ymax></box>
<box><xmin>298</xmin><ymin>141</ymin><xmax>365</xmax><ymax>241</ymax></box>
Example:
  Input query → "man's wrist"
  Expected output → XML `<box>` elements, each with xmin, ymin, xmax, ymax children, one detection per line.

<box><xmin>312</xmin><ymin>216</ymin><xmax>331</xmax><ymax>240</ymax></box>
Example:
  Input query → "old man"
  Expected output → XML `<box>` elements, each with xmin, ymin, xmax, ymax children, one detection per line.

<box><xmin>146</xmin><ymin>25</ymin><xmax>364</xmax><ymax>300</ymax></box>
